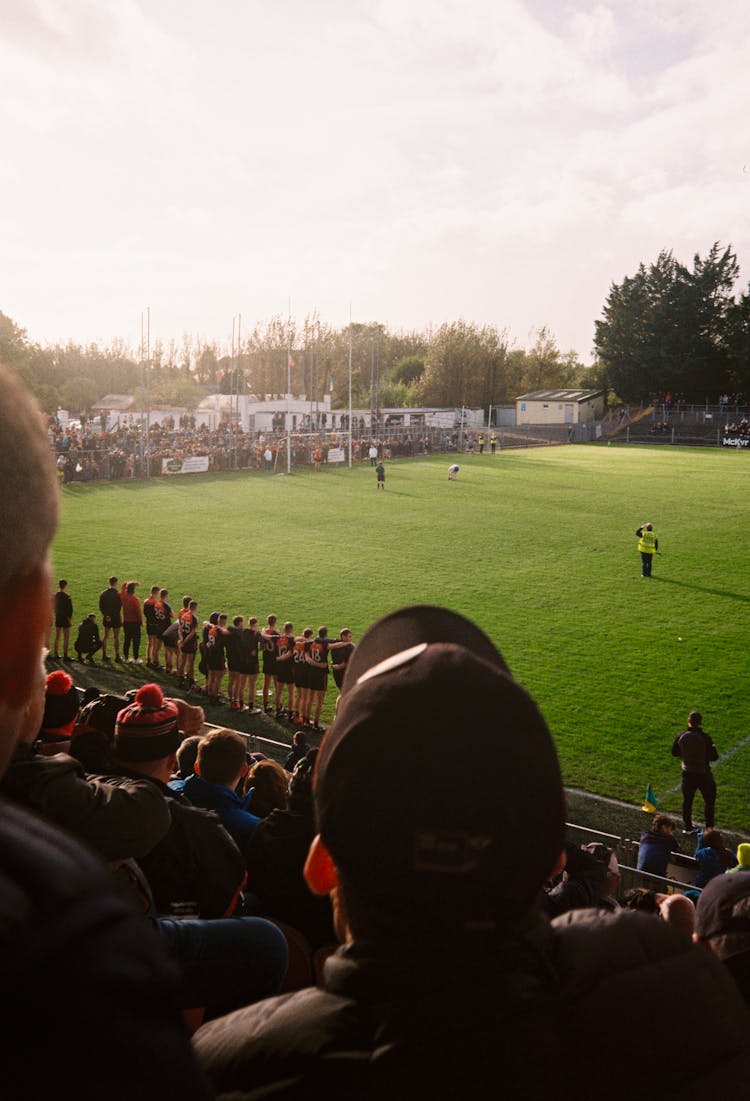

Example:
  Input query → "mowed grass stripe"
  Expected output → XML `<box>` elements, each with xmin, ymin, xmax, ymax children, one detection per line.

<box><xmin>53</xmin><ymin>445</ymin><xmax>750</xmax><ymax>830</ymax></box>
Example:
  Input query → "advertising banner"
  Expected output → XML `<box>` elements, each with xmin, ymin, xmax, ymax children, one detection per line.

<box><xmin>161</xmin><ymin>455</ymin><xmax>210</xmax><ymax>474</ymax></box>
<box><xmin>327</xmin><ymin>447</ymin><xmax>346</xmax><ymax>463</ymax></box>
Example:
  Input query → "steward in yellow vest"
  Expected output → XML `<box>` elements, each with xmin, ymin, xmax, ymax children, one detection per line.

<box><xmin>635</xmin><ymin>523</ymin><xmax>659</xmax><ymax>578</ymax></box>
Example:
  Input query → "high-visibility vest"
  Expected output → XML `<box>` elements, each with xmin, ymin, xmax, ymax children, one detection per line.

<box><xmin>638</xmin><ymin>529</ymin><xmax>657</xmax><ymax>554</ymax></box>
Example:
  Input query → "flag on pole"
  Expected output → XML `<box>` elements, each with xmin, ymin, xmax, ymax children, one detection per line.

<box><xmin>641</xmin><ymin>783</ymin><xmax>658</xmax><ymax>813</ymax></box>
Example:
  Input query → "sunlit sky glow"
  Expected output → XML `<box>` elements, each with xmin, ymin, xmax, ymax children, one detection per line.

<box><xmin>2</xmin><ymin>0</ymin><xmax>748</xmax><ymax>362</ymax></box>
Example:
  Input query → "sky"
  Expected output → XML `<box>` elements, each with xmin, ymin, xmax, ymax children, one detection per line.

<box><xmin>1</xmin><ymin>0</ymin><xmax>749</xmax><ymax>364</ymax></box>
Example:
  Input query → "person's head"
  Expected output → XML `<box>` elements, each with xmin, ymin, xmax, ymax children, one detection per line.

<box><xmin>233</xmin><ymin>615</ymin><xmax>243</xmax><ymax>628</ymax></box>
<box><xmin>196</xmin><ymin>729</ymin><xmax>248</xmax><ymax>788</ymax></box>
<box><xmin>113</xmin><ymin>684</ymin><xmax>182</xmax><ymax>782</ymax></box>
<box><xmin>688</xmin><ymin>711</ymin><xmax>702</xmax><ymax>728</ymax></box>
<box><xmin>653</xmin><ymin>814</ymin><xmax>676</xmax><ymax>835</ymax></box>
<box><xmin>0</xmin><ymin>368</ymin><xmax>59</xmax><ymax>774</ymax></box>
<box><xmin>621</xmin><ymin>887</ymin><xmax>660</xmax><ymax>913</ymax></box>
<box><xmin>109</xmin><ymin>576</ymin><xmax>118</xmax><ymax>587</ymax></box>
<box><xmin>292</xmin><ymin>729</ymin><xmax>308</xmax><ymax>748</ymax></box>
<box><xmin>267</xmin><ymin>614</ymin><xmax>277</xmax><ymax>628</ymax></box>
<box><xmin>150</xmin><ymin>585</ymin><xmax>159</xmax><ymax>597</ymax></box>
<box><xmin>304</xmin><ymin>605</ymin><xmax>565</xmax><ymax>941</ymax></box>
<box><xmin>160</xmin><ymin>588</ymin><xmax>169</xmax><ymax>600</ymax></box>
<box><xmin>283</xmin><ymin>621</ymin><xmax>294</xmax><ymax>635</ymax></box>
<box><xmin>340</xmin><ymin>629</ymin><xmax>353</xmax><ymax>642</ymax></box>
<box><xmin>245</xmin><ymin>758</ymin><xmax>289</xmax><ymax>817</ymax></box>
<box><xmin>581</xmin><ymin>842</ymin><xmax>621</xmax><ymax>898</ymax></box>
<box><xmin>182</xmin><ymin>595</ymin><xmax>191</xmax><ymax>609</ymax></box>
<box><xmin>303</xmin><ymin>627</ymin><xmax>313</xmax><ymax>640</ymax></box>
<box><xmin>659</xmin><ymin>893</ymin><xmax>695</xmax><ymax>940</ymax></box>
<box><xmin>174</xmin><ymin>735</ymin><xmax>202</xmax><ymax>779</ymax></box>
<box><xmin>694</xmin><ymin>873</ymin><xmax>750</xmax><ymax>961</ymax></box>
<box><xmin>645</xmin><ymin>523</ymin><xmax>652</xmax><ymax>531</ymax></box>
<box><xmin>208</xmin><ymin>612</ymin><xmax>219</xmax><ymax>626</ymax></box>
<box><xmin>248</xmin><ymin>616</ymin><xmax>258</xmax><ymax>629</ymax></box>
<box><xmin>189</xmin><ymin>600</ymin><xmax>198</xmax><ymax>612</ymax></box>
<box><xmin>126</xmin><ymin>581</ymin><xmax>138</xmax><ymax>595</ymax></box>
<box><xmin>58</xmin><ymin>579</ymin><xmax>68</xmax><ymax>590</ymax></box>
<box><xmin>701</xmin><ymin>829</ymin><xmax>725</xmax><ymax>852</ymax></box>
<box><xmin>87</xmin><ymin>613</ymin><xmax>97</xmax><ymax>623</ymax></box>
<box><xmin>318</xmin><ymin>626</ymin><xmax>328</xmax><ymax>639</ymax></box>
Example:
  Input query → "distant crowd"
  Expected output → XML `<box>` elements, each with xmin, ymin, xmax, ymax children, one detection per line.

<box><xmin>48</xmin><ymin>415</ymin><xmax>465</xmax><ymax>483</ymax></box>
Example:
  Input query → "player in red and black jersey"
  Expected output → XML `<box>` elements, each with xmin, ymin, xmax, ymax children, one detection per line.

<box><xmin>261</xmin><ymin>614</ymin><xmax>280</xmax><ymax>713</ymax></box>
<box><xmin>203</xmin><ymin>612</ymin><xmax>228</xmax><ymax>705</ymax></box>
<box><xmin>242</xmin><ymin>616</ymin><xmax>262</xmax><ymax>712</ymax></box>
<box><xmin>274</xmin><ymin>622</ymin><xmax>295</xmax><ymax>719</ymax></box>
<box><xmin>51</xmin><ymin>579</ymin><xmax>73</xmax><ymax>660</ymax></box>
<box><xmin>99</xmin><ymin>575</ymin><xmax>122</xmax><ymax>662</ymax></box>
<box><xmin>306</xmin><ymin>626</ymin><xmax>330</xmax><ymax>732</ymax></box>
<box><xmin>291</xmin><ymin>628</ymin><xmax>314</xmax><ymax>727</ymax></box>
<box><xmin>330</xmin><ymin>628</ymin><xmax>355</xmax><ymax>693</ymax></box>
<box><xmin>177</xmin><ymin>598</ymin><xmax>199</xmax><ymax>687</ymax></box>
<box><xmin>143</xmin><ymin>585</ymin><xmax>161</xmax><ymax>668</ymax></box>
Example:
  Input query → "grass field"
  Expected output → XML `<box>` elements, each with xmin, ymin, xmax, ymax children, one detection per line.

<box><xmin>53</xmin><ymin>444</ymin><xmax>750</xmax><ymax>831</ymax></box>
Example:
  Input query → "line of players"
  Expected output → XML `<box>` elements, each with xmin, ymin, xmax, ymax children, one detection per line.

<box><xmin>139</xmin><ymin>594</ymin><xmax>355</xmax><ymax>731</ymax></box>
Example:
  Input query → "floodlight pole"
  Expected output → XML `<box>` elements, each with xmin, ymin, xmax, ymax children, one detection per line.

<box><xmin>348</xmin><ymin>305</ymin><xmax>353</xmax><ymax>468</ymax></box>
<box><xmin>141</xmin><ymin>307</ymin><xmax>151</xmax><ymax>478</ymax></box>
<box><xmin>287</xmin><ymin>299</ymin><xmax>292</xmax><ymax>475</ymax></box>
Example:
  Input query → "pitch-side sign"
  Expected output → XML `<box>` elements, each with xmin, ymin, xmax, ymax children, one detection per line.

<box><xmin>327</xmin><ymin>447</ymin><xmax>346</xmax><ymax>463</ymax></box>
<box><xmin>722</xmin><ymin>437</ymin><xmax>750</xmax><ymax>449</ymax></box>
<box><xmin>161</xmin><ymin>456</ymin><xmax>210</xmax><ymax>474</ymax></box>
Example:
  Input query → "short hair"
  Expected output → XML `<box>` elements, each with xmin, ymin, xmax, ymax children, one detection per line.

<box><xmin>126</xmin><ymin>582</ymin><xmax>137</xmax><ymax>595</ymax></box>
<box><xmin>283</xmin><ymin>621</ymin><xmax>294</xmax><ymax>633</ymax></box>
<box><xmin>267</xmin><ymin>614</ymin><xmax>277</xmax><ymax>626</ymax></box>
<box><xmin>688</xmin><ymin>711</ymin><xmax>702</xmax><ymax>727</ymax></box>
<box><xmin>245</xmin><ymin>758</ymin><xmax>289</xmax><ymax>817</ymax></box>
<box><xmin>175</xmin><ymin>735</ymin><xmax>202</xmax><ymax>779</ymax></box>
<box><xmin>159</xmin><ymin>589</ymin><xmax>168</xmax><ymax>599</ymax></box>
<box><xmin>233</xmin><ymin>615</ymin><xmax>243</xmax><ymax>627</ymax></box>
<box><xmin>150</xmin><ymin>585</ymin><xmax>159</xmax><ymax>595</ymax></box>
<box><xmin>109</xmin><ymin>576</ymin><xmax>118</xmax><ymax>586</ymax></box>
<box><xmin>0</xmin><ymin>368</ymin><xmax>58</xmax><ymax>591</ymax></box>
<box><xmin>303</xmin><ymin>627</ymin><xmax>313</xmax><ymax>639</ymax></box>
<box><xmin>318</xmin><ymin>626</ymin><xmax>327</xmax><ymax>638</ymax></box>
<box><xmin>58</xmin><ymin>579</ymin><xmax>67</xmax><ymax>588</ymax></box>
<box><xmin>197</xmin><ymin>729</ymin><xmax>248</xmax><ymax>785</ymax></box>
<box><xmin>182</xmin><ymin>595</ymin><xmax>191</xmax><ymax>608</ymax></box>
<box><xmin>248</xmin><ymin>617</ymin><xmax>258</xmax><ymax>627</ymax></box>
<box><xmin>653</xmin><ymin>814</ymin><xmax>675</xmax><ymax>832</ymax></box>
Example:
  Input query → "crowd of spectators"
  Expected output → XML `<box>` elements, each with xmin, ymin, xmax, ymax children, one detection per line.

<box><xmin>723</xmin><ymin>416</ymin><xmax>750</xmax><ymax>439</ymax></box>
<box><xmin>47</xmin><ymin>414</ymin><xmax>463</xmax><ymax>484</ymax></box>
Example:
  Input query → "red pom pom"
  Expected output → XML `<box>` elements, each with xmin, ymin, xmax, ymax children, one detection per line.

<box><xmin>135</xmin><ymin>683</ymin><xmax>165</xmax><ymax>709</ymax></box>
<box><xmin>46</xmin><ymin>670</ymin><xmax>73</xmax><ymax>695</ymax></box>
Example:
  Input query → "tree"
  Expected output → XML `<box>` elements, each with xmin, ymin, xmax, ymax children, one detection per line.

<box><xmin>594</xmin><ymin>243</ymin><xmax>741</xmax><ymax>401</ymax></box>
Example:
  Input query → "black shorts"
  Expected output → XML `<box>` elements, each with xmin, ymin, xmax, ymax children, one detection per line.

<box><xmin>54</xmin><ymin>615</ymin><xmax>71</xmax><ymax>628</ymax></box>
<box><xmin>276</xmin><ymin>660</ymin><xmax>294</xmax><ymax>685</ymax></box>
<box><xmin>308</xmin><ymin>667</ymin><xmax>327</xmax><ymax>693</ymax></box>
<box><xmin>292</xmin><ymin>663</ymin><xmax>308</xmax><ymax>689</ymax></box>
<box><xmin>262</xmin><ymin>652</ymin><xmax>277</xmax><ymax>675</ymax></box>
<box><xmin>181</xmin><ymin>639</ymin><xmax>197</xmax><ymax>655</ymax></box>
<box><xmin>332</xmin><ymin>667</ymin><xmax>345</xmax><ymax>690</ymax></box>
<box><xmin>103</xmin><ymin>615</ymin><xmax>122</xmax><ymax>630</ymax></box>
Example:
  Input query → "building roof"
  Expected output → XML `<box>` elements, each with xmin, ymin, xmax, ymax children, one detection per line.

<box><xmin>91</xmin><ymin>394</ymin><xmax>136</xmax><ymax>411</ymax></box>
<box><xmin>515</xmin><ymin>389</ymin><xmax>605</xmax><ymax>403</ymax></box>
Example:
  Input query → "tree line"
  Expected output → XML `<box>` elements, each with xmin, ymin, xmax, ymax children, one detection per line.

<box><xmin>0</xmin><ymin>310</ymin><xmax>593</xmax><ymax>417</ymax></box>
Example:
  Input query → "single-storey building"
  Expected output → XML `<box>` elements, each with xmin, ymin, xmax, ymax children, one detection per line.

<box><xmin>515</xmin><ymin>389</ymin><xmax>606</xmax><ymax>426</ymax></box>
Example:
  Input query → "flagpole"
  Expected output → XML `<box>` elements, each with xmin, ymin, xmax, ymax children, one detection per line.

<box><xmin>287</xmin><ymin>298</ymin><xmax>292</xmax><ymax>475</ymax></box>
<box><xmin>348</xmin><ymin>304</ymin><xmax>353</xmax><ymax>468</ymax></box>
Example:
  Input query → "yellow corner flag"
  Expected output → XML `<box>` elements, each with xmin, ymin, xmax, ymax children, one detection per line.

<box><xmin>642</xmin><ymin>783</ymin><xmax>658</xmax><ymax>813</ymax></box>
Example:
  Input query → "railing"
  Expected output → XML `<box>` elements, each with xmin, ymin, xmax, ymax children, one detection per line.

<box><xmin>565</xmin><ymin>822</ymin><xmax>700</xmax><ymax>897</ymax></box>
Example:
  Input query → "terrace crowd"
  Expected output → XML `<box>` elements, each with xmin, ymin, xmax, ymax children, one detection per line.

<box><xmin>48</xmin><ymin>415</ymin><xmax>462</xmax><ymax>483</ymax></box>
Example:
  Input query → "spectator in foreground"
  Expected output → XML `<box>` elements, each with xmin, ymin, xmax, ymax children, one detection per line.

<box><xmin>637</xmin><ymin>814</ymin><xmax>681</xmax><ymax>878</ymax></box>
<box><xmin>695</xmin><ymin>872</ymin><xmax>750</xmax><ymax>1005</ymax></box>
<box><xmin>193</xmin><ymin>604</ymin><xmax>750</xmax><ymax>1099</ymax></box>
<box><xmin>0</xmin><ymin>366</ymin><xmax>211</xmax><ymax>1098</ymax></box>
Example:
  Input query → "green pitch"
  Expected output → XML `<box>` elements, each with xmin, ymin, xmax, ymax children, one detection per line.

<box><xmin>53</xmin><ymin>445</ymin><xmax>750</xmax><ymax>831</ymax></box>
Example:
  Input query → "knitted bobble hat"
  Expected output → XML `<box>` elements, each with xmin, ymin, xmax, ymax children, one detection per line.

<box><xmin>41</xmin><ymin>670</ymin><xmax>80</xmax><ymax>735</ymax></box>
<box><xmin>114</xmin><ymin>683</ymin><xmax>181</xmax><ymax>762</ymax></box>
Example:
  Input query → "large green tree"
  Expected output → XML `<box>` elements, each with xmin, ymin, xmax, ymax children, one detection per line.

<box><xmin>594</xmin><ymin>243</ymin><xmax>741</xmax><ymax>401</ymax></box>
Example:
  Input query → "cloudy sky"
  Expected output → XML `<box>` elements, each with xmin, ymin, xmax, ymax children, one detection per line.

<box><xmin>1</xmin><ymin>0</ymin><xmax>748</xmax><ymax>362</ymax></box>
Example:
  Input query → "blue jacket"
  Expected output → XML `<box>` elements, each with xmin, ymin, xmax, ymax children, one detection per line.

<box><xmin>694</xmin><ymin>830</ymin><xmax>737</xmax><ymax>888</ymax></box>
<box><xmin>637</xmin><ymin>829</ymin><xmax>680</xmax><ymax>877</ymax></box>
<box><xmin>181</xmin><ymin>774</ymin><xmax>261</xmax><ymax>850</ymax></box>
